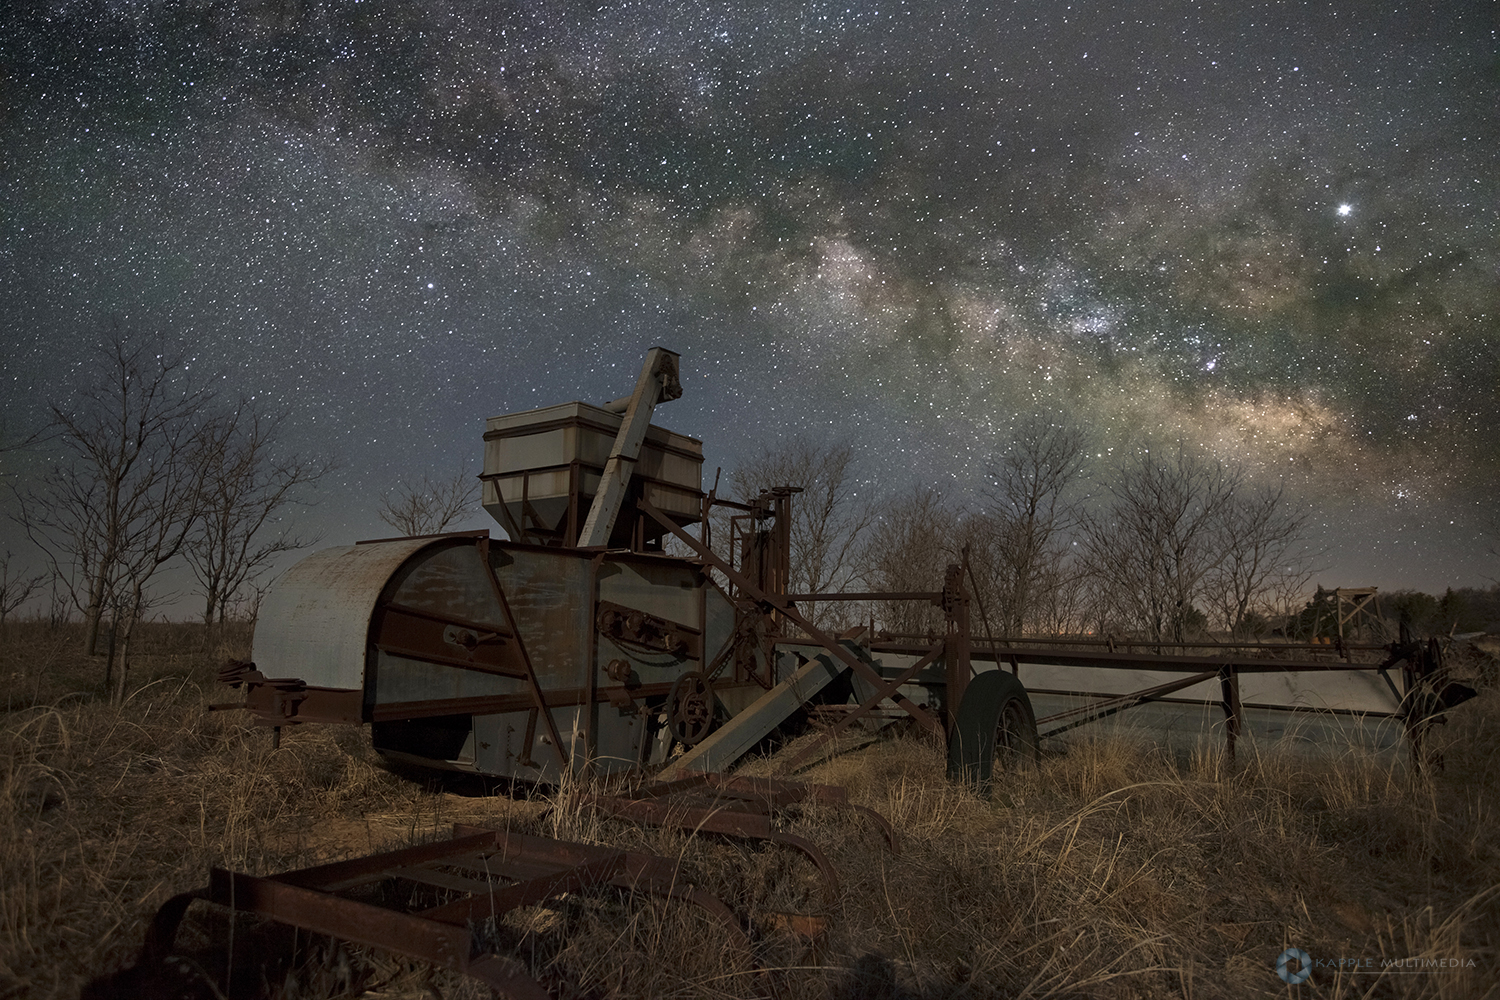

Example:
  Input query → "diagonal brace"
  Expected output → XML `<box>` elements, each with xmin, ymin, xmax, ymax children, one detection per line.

<box><xmin>778</xmin><ymin>640</ymin><xmax>945</xmax><ymax>773</ymax></box>
<box><xmin>637</xmin><ymin>497</ymin><xmax>944</xmax><ymax>737</ymax></box>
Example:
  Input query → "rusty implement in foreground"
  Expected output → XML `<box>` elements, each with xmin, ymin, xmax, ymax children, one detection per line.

<box><xmin>135</xmin><ymin>826</ymin><xmax>747</xmax><ymax>1000</ymax></box>
<box><xmin>577</xmin><ymin>772</ymin><xmax>900</xmax><ymax>906</ymax></box>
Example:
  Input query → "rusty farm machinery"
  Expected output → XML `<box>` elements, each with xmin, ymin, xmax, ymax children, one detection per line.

<box><xmin>125</xmin><ymin>347</ymin><xmax>1476</xmax><ymax>997</ymax></box>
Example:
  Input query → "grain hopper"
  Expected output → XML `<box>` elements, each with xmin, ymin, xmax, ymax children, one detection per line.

<box><xmin>225</xmin><ymin>348</ymin><xmax>826</xmax><ymax>781</ymax></box>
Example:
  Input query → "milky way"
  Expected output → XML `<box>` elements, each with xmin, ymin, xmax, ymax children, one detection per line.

<box><xmin>2</xmin><ymin>1</ymin><xmax>1496</xmax><ymax>591</ymax></box>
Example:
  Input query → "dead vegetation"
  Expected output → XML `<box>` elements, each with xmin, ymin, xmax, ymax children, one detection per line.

<box><xmin>2</xmin><ymin>622</ymin><xmax>1497</xmax><ymax>999</ymax></box>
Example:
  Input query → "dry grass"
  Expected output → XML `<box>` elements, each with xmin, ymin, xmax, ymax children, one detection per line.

<box><xmin>1</xmin><ymin>621</ymin><xmax>1497</xmax><ymax>999</ymax></box>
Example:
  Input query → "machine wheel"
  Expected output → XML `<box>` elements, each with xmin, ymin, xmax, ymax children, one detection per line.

<box><xmin>946</xmin><ymin>670</ymin><xmax>1039</xmax><ymax>791</ymax></box>
<box><xmin>667</xmin><ymin>671</ymin><xmax>715</xmax><ymax>745</ymax></box>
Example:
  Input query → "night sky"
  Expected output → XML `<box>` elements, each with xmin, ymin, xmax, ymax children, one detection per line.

<box><xmin>2</xmin><ymin>1</ymin><xmax>1496</xmax><ymax>595</ymax></box>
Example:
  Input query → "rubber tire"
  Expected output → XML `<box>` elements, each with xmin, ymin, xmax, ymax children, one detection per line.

<box><xmin>946</xmin><ymin>670</ymin><xmax>1040</xmax><ymax>791</ymax></box>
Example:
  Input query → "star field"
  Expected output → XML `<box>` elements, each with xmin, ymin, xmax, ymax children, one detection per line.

<box><xmin>1</xmin><ymin>1</ymin><xmax>1496</xmax><ymax>592</ymax></box>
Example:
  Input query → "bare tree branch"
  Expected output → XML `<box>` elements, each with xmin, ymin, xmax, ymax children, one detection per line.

<box><xmin>1079</xmin><ymin>444</ymin><xmax>1237</xmax><ymax>644</ymax></box>
<box><xmin>377</xmin><ymin>467</ymin><xmax>480</xmax><ymax>537</ymax></box>
<box><xmin>974</xmin><ymin>417</ymin><xmax>1088</xmax><ymax>636</ymax></box>
<box><xmin>729</xmin><ymin>438</ymin><xmax>876</xmax><ymax>630</ymax></box>
<box><xmin>860</xmin><ymin>486</ymin><xmax>958</xmax><ymax>635</ymax></box>
<box><xmin>184</xmin><ymin>401</ymin><xmax>337</xmax><ymax>626</ymax></box>
<box><xmin>1201</xmin><ymin>482</ymin><xmax>1321</xmax><ymax>638</ymax></box>
<box><xmin>10</xmin><ymin>327</ymin><xmax>217</xmax><ymax>669</ymax></box>
<box><xmin>0</xmin><ymin>552</ymin><xmax>47</xmax><ymax>627</ymax></box>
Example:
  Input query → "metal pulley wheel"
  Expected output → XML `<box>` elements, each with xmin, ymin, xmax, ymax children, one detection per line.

<box><xmin>667</xmin><ymin>671</ymin><xmax>715</xmax><ymax>745</ymax></box>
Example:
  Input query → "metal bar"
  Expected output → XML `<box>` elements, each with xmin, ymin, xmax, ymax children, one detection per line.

<box><xmin>778</xmin><ymin>640</ymin><xmax>945</xmax><ymax>773</ymax></box>
<box><xmin>863</xmin><ymin>641</ymin><xmax>1392</xmax><ymax>674</ymax></box>
<box><xmin>781</xmin><ymin>591</ymin><xmax>942</xmax><ymax>602</ymax></box>
<box><xmin>447</xmin><ymin>825</ymin><xmax>750</xmax><ymax>948</ymax></box>
<box><xmin>585</xmin><ymin>551</ymin><xmax>608</xmax><ymax>771</ymax></box>
<box><xmin>373</xmin><ymin>643</ymin><xmax>528</xmax><ymax>678</ymax></box>
<box><xmin>876</xmin><ymin>632</ymin><xmax>1389</xmax><ymax>652</ymax></box>
<box><xmin>1220</xmin><ymin>665</ymin><xmax>1243</xmax><ymax>764</ymax></box>
<box><xmin>416</xmin><ymin>853</ymin><xmax>629</xmax><ymax>926</ymax></box>
<box><xmin>208</xmin><ymin>869</ymin><xmax>470</xmax><ymax>970</ymax></box>
<box><xmin>272</xmin><ymin>832</ymin><xmax>502</xmax><ymax>890</ymax></box>
<box><xmin>665</xmin><ymin>654</ymin><xmax>843</xmax><ymax>776</ymax></box>
<box><xmin>1035</xmin><ymin>671</ymin><xmax>1221</xmax><ymax>739</ymax></box>
<box><xmin>476</xmin><ymin>537</ymin><xmax>571</xmax><ymax>775</ymax></box>
<box><xmin>638</xmin><ymin>496</ymin><xmax>945</xmax><ymax>738</ymax></box>
<box><xmin>355</xmin><ymin>529</ymin><xmax>490</xmax><ymax>546</ymax></box>
<box><xmin>385</xmin><ymin>865</ymin><xmax>507</xmax><ymax>895</ymax></box>
<box><xmin>1025</xmin><ymin>690</ymin><xmax>1401</xmax><ymax>720</ymax></box>
<box><xmin>379</xmin><ymin>601</ymin><xmax>513</xmax><ymax>637</ymax></box>
<box><xmin>369</xmin><ymin>680</ymin><xmax>682</xmax><ymax>722</ymax></box>
<box><xmin>578</xmin><ymin>347</ymin><xmax>680</xmax><ymax>547</ymax></box>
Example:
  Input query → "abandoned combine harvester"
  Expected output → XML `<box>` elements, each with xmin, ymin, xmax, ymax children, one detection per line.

<box><xmin>225</xmin><ymin>347</ymin><xmax>1476</xmax><ymax>785</ymax></box>
<box><xmin>223</xmin><ymin>346</ymin><xmax>1476</xmax><ymax>783</ymax></box>
<box><xmin>140</xmin><ymin>347</ymin><xmax>1478</xmax><ymax>997</ymax></box>
<box><xmin>221</xmin><ymin>346</ymin><xmax>1013</xmax><ymax>784</ymax></box>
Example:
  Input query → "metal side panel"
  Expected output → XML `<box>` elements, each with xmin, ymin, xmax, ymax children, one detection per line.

<box><xmin>251</xmin><ymin>538</ymin><xmax>450</xmax><ymax>691</ymax></box>
<box><xmin>1009</xmin><ymin>662</ymin><xmax>1401</xmax><ymax>715</ymax></box>
<box><xmin>490</xmin><ymin>546</ymin><xmax>592</xmax><ymax>692</ymax></box>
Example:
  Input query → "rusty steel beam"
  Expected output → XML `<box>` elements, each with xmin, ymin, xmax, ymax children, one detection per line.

<box><xmin>133</xmin><ymin>826</ymin><xmax>752</xmax><ymax>1000</ymax></box>
<box><xmin>877</xmin><ymin>631</ymin><xmax>1390</xmax><ymax>653</ymax></box>
<box><xmin>209</xmin><ymin>869</ymin><xmax>470</xmax><ymax>970</ymax></box>
<box><xmin>782</xmin><ymin>591</ymin><xmax>942</xmax><ymax>602</ymax></box>
<box><xmin>778</xmin><ymin>640</ymin><xmax>945</xmax><ymax>774</ymax></box>
<box><xmin>477</xmin><ymin>536</ymin><xmax>571</xmax><ymax>774</ymax></box>
<box><xmin>865</xmin><ymin>641</ymin><xmax>1394</xmax><ymax>674</ymax></box>
<box><xmin>1034</xmin><ymin>670</ymin><xmax>1220</xmax><ymax>738</ymax></box>
<box><xmin>445</xmin><ymin>825</ymin><xmax>750</xmax><ymax>946</ymax></box>
<box><xmin>416</xmin><ymin>852</ymin><xmax>629</xmax><ymax>925</ymax></box>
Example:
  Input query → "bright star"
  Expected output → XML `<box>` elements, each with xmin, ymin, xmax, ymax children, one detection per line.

<box><xmin>1336</xmin><ymin>203</ymin><xmax>1352</xmax><ymax>217</ymax></box>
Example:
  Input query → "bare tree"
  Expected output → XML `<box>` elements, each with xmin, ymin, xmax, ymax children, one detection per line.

<box><xmin>1079</xmin><ymin>444</ymin><xmax>1237</xmax><ymax>644</ymax></box>
<box><xmin>185</xmin><ymin>402</ymin><xmax>335</xmax><ymax>627</ymax></box>
<box><xmin>861</xmin><ymin>486</ymin><xmax>958</xmax><ymax>635</ymax></box>
<box><xmin>377</xmin><ymin>467</ymin><xmax>480</xmax><ymax>537</ymax></box>
<box><xmin>11</xmin><ymin>330</ymin><xmax>217</xmax><ymax>679</ymax></box>
<box><xmin>729</xmin><ymin>439</ymin><xmax>876</xmax><ymax>630</ymax></box>
<box><xmin>0</xmin><ymin>552</ymin><xmax>46</xmax><ymax>627</ymax></box>
<box><xmin>1201</xmin><ymin>482</ymin><xmax>1319</xmax><ymax>638</ymax></box>
<box><xmin>975</xmin><ymin>418</ymin><xmax>1089</xmax><ymax>636</ymax></box>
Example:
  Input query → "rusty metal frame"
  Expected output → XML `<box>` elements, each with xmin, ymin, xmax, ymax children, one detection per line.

<box><xmin>638</xmin><ymin>496</ymin><xmax>946</xmax><ymax>739</ymax></box>
<box><xmin>476</xmin><ymin>536</ymin><xmax>570</xmax><ymax>774</ymax></box>
<box><xmin>865</xmin><ymin>638</ymin><xmax>1423</xmax><ymax>762</ymax></box>
<box><xmin>778</xmin><ymin>640</ymin><xmax>945</xmax><ymax>773</ymax></box>
<box><xmin>137</xmin><ymin>826</ymin><xmax>747</xmax><ymax>1000</ymax></box>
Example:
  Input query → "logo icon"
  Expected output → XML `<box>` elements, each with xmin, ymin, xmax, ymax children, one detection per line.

<box><xmin>1277</xmin><ymin>947</ymin><xmax>1312</xmax><ymax>985</ymax></box>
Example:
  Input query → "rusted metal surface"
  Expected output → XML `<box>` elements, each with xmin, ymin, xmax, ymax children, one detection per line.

<box><xmin>777</xmin><ymin>640</ymin><xmax>945</xmax><ymax>774</ymax></box>
<box><xmin>638</xmin><ymin>495</ymin><xmax>946</xmax><ymax>739</ymax></box>
<box><xmin>233</xmin><ymin>350</ymin><xmax>1474</xmax><ymax>790</ymax></box>
<box><xmin>669</xmin><ymin>652</ymin><xmax>848</xmax><ymax>776</ymax></box>
<box><xmin>251</xmin><ymin>536</ymin><xmax>458</xmax><ymax>692</ymax></box>
<box><xmin>136</xmin><ymin>826</ymin><xmax>747</xmax><ymax>1000</ymax></box>
<box><xmin>480</xmin><ymin>398</ymin><xmax>702</xmax><ymax>549</ymax></box>
<box><xmin>214</xmin><ymin>662</ymin><xmax>363</xmax><ymax>725</ymax></box>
